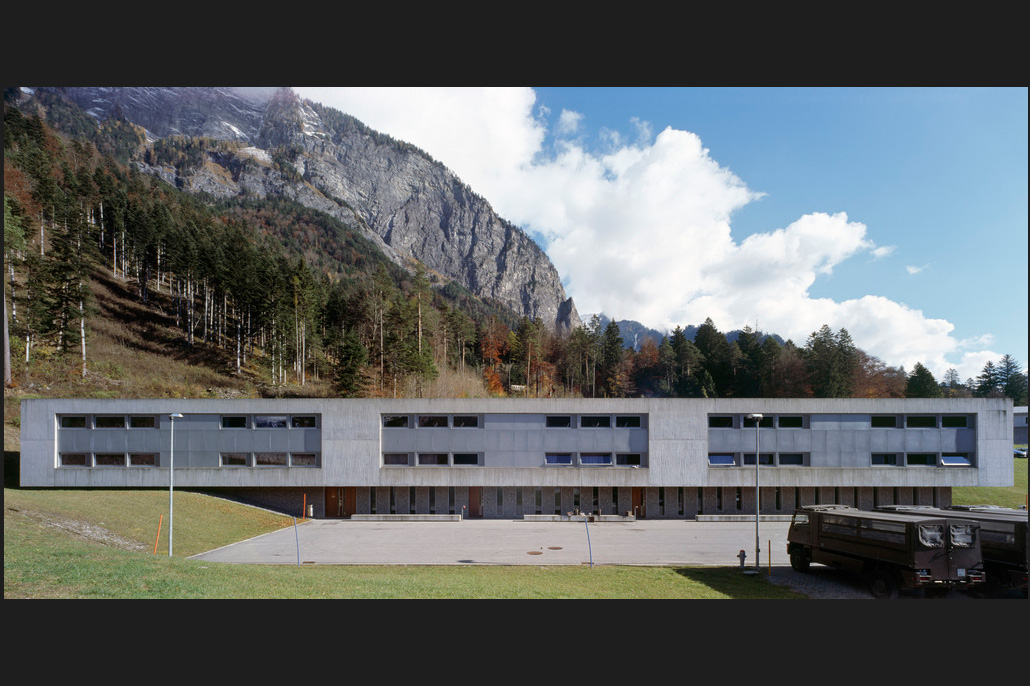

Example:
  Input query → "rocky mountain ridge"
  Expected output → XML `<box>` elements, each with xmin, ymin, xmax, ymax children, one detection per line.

<box><xmin>59</xmin><ymin>86</ymin><xmax>581</xmax><ymax>331</ymax></box>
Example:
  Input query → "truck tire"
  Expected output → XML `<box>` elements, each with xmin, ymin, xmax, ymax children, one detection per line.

<box><xmin>868</xmin><ymin>570</ymin><xmax>899</xmax><ymax>599</ymax></box>
<box><xmin>789</xmin><ymin>547</ymin><xmax>810</xmax><ymax>572</ymax></box>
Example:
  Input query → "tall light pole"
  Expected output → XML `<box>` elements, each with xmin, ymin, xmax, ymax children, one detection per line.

<box><xmin>168</xmin><ymin>413</ymin><xmax>183</xmax><ymax>557</ymax></box>
<box><xmin>747</xmin><ymin>413</ymin><xmax>763</xmax><ymax>572</ymax></box>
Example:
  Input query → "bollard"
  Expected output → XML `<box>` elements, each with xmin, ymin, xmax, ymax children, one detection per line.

<box><xmin>738</xmin><ymin>549</ymin><xmax>747</xmax><ymax>570</ymax></box>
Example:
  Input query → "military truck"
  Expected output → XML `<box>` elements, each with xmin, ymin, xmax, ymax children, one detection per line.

<box><xmin>877</xmin><ymin>504</ymin><xmax>1027</xmax><ymax>596</ymax></box>
<box><xmin>786</xmin><ymin>504</ymin><xmax>986</xmax><ymax>598</ymax></box>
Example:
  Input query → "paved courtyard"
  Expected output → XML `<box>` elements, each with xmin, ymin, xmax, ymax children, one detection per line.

<box><xmin>191</xmin><ymin>518</ymin><xmax>792</xmax><ymax>567</ymax></box>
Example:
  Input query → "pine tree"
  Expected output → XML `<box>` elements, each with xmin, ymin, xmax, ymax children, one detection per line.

<box><xmin>906</xmin><ymin>362</ymin><xmax>943</xmax><ymax>398</ymax></box>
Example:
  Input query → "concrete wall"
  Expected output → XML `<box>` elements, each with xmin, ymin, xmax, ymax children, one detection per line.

<box><xmin>20</xmin><ymin>398</ymin><xmax>1013</xmax><ymax>502</ymax></box>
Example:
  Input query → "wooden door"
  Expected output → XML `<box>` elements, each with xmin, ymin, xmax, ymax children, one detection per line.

<box><xmin>341</xmin><ymin>487</ymin><xmax>356</xmax><ymax>518</ymax></box>
<box><xmin>325</xmin><ymin>488</ymin><xmax>340</xmax><ymax>518</ymax></box>
<box><xmin>632</xmin><ymin>488</ymin><xmax>646</xmax><ymax>519</ymax></box>
<box><xmin>468</xmin><ymin>487</ymin><xmax>482</xmax><ymax>518</ymax></box>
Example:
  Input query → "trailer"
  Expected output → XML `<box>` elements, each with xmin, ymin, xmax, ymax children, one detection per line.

<box><xmin>876</xmin><ymin>504</ymin><xmax>1027</xmax><ymax>596</ymax></box>
<box><xmin>786</xmin><ymin>504</ymin><xmax>986</xmax><ymax>598</ymax></box>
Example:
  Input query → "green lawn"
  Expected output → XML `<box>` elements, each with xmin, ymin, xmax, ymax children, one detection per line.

<box><xmin>3</xmin><ymin>486</ymin><xmax>806</xmax><ymax>599</ymax></box>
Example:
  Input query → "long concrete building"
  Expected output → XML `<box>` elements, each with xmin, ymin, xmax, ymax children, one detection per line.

<box><xmin>19</xmin><ymin>397</ymin><xmax>1015</xmax><ymax>519</ymax></box>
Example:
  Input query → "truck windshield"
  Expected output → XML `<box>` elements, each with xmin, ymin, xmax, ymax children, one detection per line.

<box><xmin>950</xmin><ymin>524</ymin><xmax>976</xmax><ymax>548</ymax></box>
<box><xmin>917</xmin><ymin>524</ymin><xmax>944</xmax><ymax>548</ymax></box>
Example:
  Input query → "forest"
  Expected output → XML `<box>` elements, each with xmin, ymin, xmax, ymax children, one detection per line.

<box><xmin>3</xmin><ymin>97</ymin><xmax>1027</xmax><ymax>405</ymax></box>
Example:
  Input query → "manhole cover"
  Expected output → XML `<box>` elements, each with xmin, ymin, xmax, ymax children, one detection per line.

<box><xmin>527</xmin><ymin>551</ymin><xmax>543</xmax><ymax>555</ymax></box>
<box><xmin>547</xmin><ymin>546</ymin><xmax>563</xmax><ymax>550</ymax></box>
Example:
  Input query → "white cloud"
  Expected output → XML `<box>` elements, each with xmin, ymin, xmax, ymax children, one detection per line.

<box><xmin>906</xmin><ymin>264</ymin><xmax>928</xmax><ymax>275</ymax></box>
<box><xmin>556</xmin><ymin>109</ymin><xmax>583</xmax><ymax>136</ymax></box>
<box><xmin>291</xmin><ymin>87</ymin><xmax>998</xmax><ymax>380</ymax></box>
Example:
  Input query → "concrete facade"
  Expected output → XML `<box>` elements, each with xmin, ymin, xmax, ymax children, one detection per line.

<box><xmin>19</xmin><ymin>397</ymin><xmax>1013</xmax><ymax>518</ymax></box>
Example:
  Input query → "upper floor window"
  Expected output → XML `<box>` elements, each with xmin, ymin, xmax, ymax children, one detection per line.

<box><xmin>221</xmin><ymin>416</ymin><xmax>248</xmax><ymax>429</ymax></box>
<box><xmin>95</xmin><ymin>416</ymin><xmax>125</xmax><ymax>429</ymax></box>
<box><xmin>129</xmin><ymin>416</ymin><xmax>157</xmax><ymax>428</ymax></box>
<box><xmin>546</xmin><ymin>416</ymin><xmax>572</xmax><ymax>428</ymax></box>
<box><xmin>453</xmin><ymin>415</ymin><xmax>479</xmax><ymax>428</ymax></box>
<box><xmin>941</xmin><ymin>416</ymin><xmax>969</xmax><ymax>428</ymax></box>
<box><xmin>906</xmin><ymin>416</ymin><xmax>937</xmax><ymax>429</ymax></box>
<box><xmin>871</xmin><ymin>416</ymin><xmax>898</xmax><ymax>428</ymax></box>
<box><xmin>60</xmin><ymin>416</ymin><xmax>87</xmax><ymax>429</ymax></box>
<box><xmin>581</xmin><ymin>416</ymin><xmax>611</xmax><ymax>428</ymax></box>
<box><xmin>254</xmin><ymin>415</ymin><xmax>288</xmax><ymax>429</ymax></box>
<box><xmin>708</xmin><ymin>416</ymin><xmax>734</xmax><ymax>429</ymax></box>
<box><xmin>418</xmin><ymin>416</ymin><xmax>448</xmax><ymax>428</ymax></box>
<box><xmin>382</xmin><ymin>415</ymin><xmax>409</xmax><ymax>428</ymax></box>
<box><xmin>291</xmin><ymin>415</ymin><xmax>317</xmax><ymax>428</ymax></box>
<box><xmin>616</xmin><ymin>416</ymin><xmax>641</xmax><ymax>428</ymax></box>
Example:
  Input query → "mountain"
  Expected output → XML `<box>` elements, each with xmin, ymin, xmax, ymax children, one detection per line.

<box><xmin>57</xmin><ymin>86</ymin><xmax>581</xmax><ymax>331</ymax></box>
<box><xmin>589</xmin><ymin>313</ymin><xmax>787</xmax><ymax>351</ymax></box>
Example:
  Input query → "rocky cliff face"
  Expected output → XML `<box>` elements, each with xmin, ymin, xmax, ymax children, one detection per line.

<box><xmin>62</xmin><ymin>86</ymin><xmax>581</xmax><ymax>331</ymax></box>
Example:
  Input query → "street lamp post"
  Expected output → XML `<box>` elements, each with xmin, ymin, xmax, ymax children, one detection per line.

<box><xmin>747</xmin><ymin>413</ymin><xmax>763</xmax><ymax>572</ymax></box>
<box><xmin>168</xmin><ymin>413</ymin><xmax>183</xmax><ymax>557</ymax></box>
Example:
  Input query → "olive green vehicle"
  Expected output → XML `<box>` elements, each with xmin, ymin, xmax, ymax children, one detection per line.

<box><xmin>877</xmin><ymin>504</ymin><xmax>1027</xmax><ymax>596</ymax></box>
<box><xmin>786</xmin><ymin>504</ymin><xmax>986</xmax><ymax>599</ymax></box>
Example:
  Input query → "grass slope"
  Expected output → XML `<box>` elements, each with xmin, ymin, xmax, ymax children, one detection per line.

<box><xmin>3</xmin><ymin>487</ymin><xmax>807</xmax><ymax>599</ymax></box>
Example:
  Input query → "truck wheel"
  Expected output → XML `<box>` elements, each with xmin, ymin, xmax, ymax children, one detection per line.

<box><xmin>868</xmin><ymin>570</ymin><xmax>898</xmax><ymax>599</ymax></box>
<box><xmin>789</xmin><ymin>548</ymin><xmax>810</xmax><ymax>572</ymax></box>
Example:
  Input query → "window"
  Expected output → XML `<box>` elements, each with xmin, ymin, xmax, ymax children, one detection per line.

<box><xmin>95</xmin><ymin>416</ymin><xmax>125</xmax><ymax>429</ymax></box>
<box><xmin>778</xmin><ymin>453</ymin><xmax>805</xmax><ymax>466</ymax></box>
<box><xmin>708</xmin><ymin>453</ymin><xmax>736</xmax><ymax>467</ymax></box>
<box><xmin>906</xmin><ymin>416</ymin><xmax>937</xmax><ymax>428</ymax></box>
<box><xmin>546</xmin><ymin>416</ymin><xmax>572</xmax><ymax>428</ymax></box>
<box><xmin>777</xmin><ymin>416</ymin><xmax>804</xmax><ymax>428</ymax></box>
<box><xmin>254</xmin><ymin>415</ymin><xmax>288</xmax><ymax>429</ymax></box>
<box><xmin>941</xmin><ymin>416</ymin><xmax>968</xmax><ymax>428</ymax></box>
<box><xmin>708</xmin><ymin>416</ymin><xmax>734</xmax><ymax>428</ymax></box>
<box><xmin>950</xmin><ymin>524</ymin><xmax>976</xmax><ymax>548</ymax></box>
<box><xmin>60</xmin><ymin>416</ymin><xmax>87</xmax><ymax>429</ymax></box>
<box><xmin>220</xmin><ymin>452</ymin><xmax>249</xmax><ymax>466</ymax></box>
<box><xmin>872</xmin><ymin>453</ymin><xmax>899</xmax><ymax>466</ymax></box>
<box><xmin>453</xmin><ymin>453</ymin><xmax>480</xmax><ymax>465</ymax></box>
<box><xmin>581</xmin><ymin>415</ymin><xmax>611</xmax><ymax>428</ymax></box>
<box><xmin>291</xmin><ymin>415</ymin><xmax>317</xmax><ymax>428</ymax></box>
<box><xmin>94</xmin><ymin>453</ymin><xmax>125</xmax><ymax>467</ymax></box>
<box><xmin>254</xmin><ymin>452</ymin><xmax>288</xmax><ymax>466</ymax></box>
<box><xmin>580</xmin><ymin>453</ymin><xmax>612</xmax><ymax>465</ymax></box>
<box><xmin>383</xmin><ymin>453</ymin><xmax>410</xmax><ymax>466</ymax></box>
<box><xmin>743</xmin><ymin>415</ymin><xmax>775</xmax><ymax>428</ymax></box>
<box><xmin>616</xmin><ymin>453</ymin><xmax>642</xmax><ymax>466</ymax></box>
<box><xmin>743</xmin><ymin>453</ymin><xmax>775</xmax><ymax>465</ymax></box>
<box><xmin>906</xmin><ymin>453</ymin><xmax>937</xmax><ymax>466</ymax></box>
<box><xmin>417</xmin><ymin>453</ymin><xmax>448</xmax><ymax>465</ymax></box>
<box><xmin>918</xmin><ymin>524</ymin><xmax>944</xmax><ymax>548</ymax></box>
<box><xmin>453</xmin><ymin>415</ymin><xmax>479</xmax><ymax>428</ymax></box>
<box><xmin>60</xmin><ymin>453</ymin><xmax>89</xmax><ymax>466</ymax></box>
<box><xmin>871</xmin><ymin>416</ymin><xmax>898</xmax><ymax>428</ymax></box>
<box><xmin>129</xmin><ymin>415</ymin><xmax>157</xmax><ymax>429</ymax></box>
<box><xmin>129</xmin><ymin>453</ymin><xmax>157</xmax><ymax>466</ymax></box>
<box><xmin>221</xmin><ymin>416</ymin><xmax>248</xmax><ymax>429</ymax></box>
<box><xmin>418</xmin><ymin>415</ymin><xmax>448</xmax><ymax>428</ymax></box>
<box><xmin>616</xmin><ymin>416</ymin><xmax>641</xmax><ymax>428</ymax></box>
<box><xmin>290</xmin><ymin>453</ymin><xmax>318</xmax><ymax>467</ymax></box>
<box><xmin>545</xmin><ymin>453</ymin><xmax>573</xmax><ymax>465</ymax></box>
<box><xmin>383</xmin><ymin>415</ymin><xmax>409</xmax><ymax>428</ymax></box>
<box><xmin>941</xmin><ymin>453</ymin><xmax>972</xmax><ymax>467</ymax></box>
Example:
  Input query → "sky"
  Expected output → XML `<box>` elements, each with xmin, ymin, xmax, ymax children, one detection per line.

<box><xmin>292</xmin><ymin>87</ymin><xmax>1028</xmax><ymax>384</ymax></box>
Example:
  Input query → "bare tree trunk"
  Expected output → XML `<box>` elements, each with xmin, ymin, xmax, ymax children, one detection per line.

<box><xmin>80</xmin><ymin>297</ymin><xmax>86</xmax><ymax>378</ymax></box>
<box><xmin>3</xmin><ymin>287</ymin><xmax>11</xmax><ymax>387</ymax></box>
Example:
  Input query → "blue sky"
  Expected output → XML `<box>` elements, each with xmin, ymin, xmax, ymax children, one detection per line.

<box><xmin>294</xmin><ymin>87</ymin><xmax>1027</xmax><ymax>383</ymax></box>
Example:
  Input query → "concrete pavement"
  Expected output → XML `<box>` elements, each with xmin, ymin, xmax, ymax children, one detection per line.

<box><xmin>190</xmin><ymin>518</ymin><xmax>793</xmax><ymax>567</ymax></box>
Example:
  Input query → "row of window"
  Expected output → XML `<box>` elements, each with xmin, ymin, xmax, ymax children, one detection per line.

<box><xmin>220</xmin><ymin>415</ymin><xmax>318</xmax><ymax>429</ymax></box>
<box><xmin>57</xmin><ymin>451</ymin><xmax>320</xmax><ymax>468</ymax></box>
<box><xmin>706</xmin><ymin>452</ymin><xmax>974</xmax><ymax>468</ymax></box>
<box><xmin>219</xmin><ymin>452</ymin><xmax>319</xmax><ymax>467</ymax></box>
<box><xmin>58</xmin><ymin>414</ymin><xmax>321</xmax><ymax>430</ymax></box>
<box><xmin>381</xmin><ymin>452</ymin><xmax>647</xmax><ymax>467</ymax></box>
<box><xmin>60</xmin><ymin>415</ymin><xmax>160</xmax><ymax>429</ymax></box>
<box><xmin>60</xmin><ymin>452</ymin><xmax>159</xmax><ymax>467</ymax></box>
<box><xmin>382</xmin><ymin>414</ymin><xmax>645</xmax><ymax>429</ymax></box>
<box><xmin>707</xmin><ymin>414</ymin><xmax>972</xmax><ymax>429</ymax></box>
<box><xmin>708</xmin><ymin>452</ymin><xmax>809</xmax><ymax>467</ymax></box>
